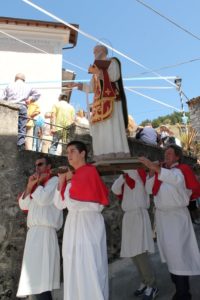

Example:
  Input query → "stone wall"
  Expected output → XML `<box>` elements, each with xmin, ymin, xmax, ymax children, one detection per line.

<box><xmin>0</xmin><ymin>102</ymin><xmax>68</xmax><ymax>299</ymax></box>
<box><xmin>0</xmin><ymin>102</ymin><xmax>197</xmax><ymax>299</ymax></box>
<box><xmin>187</xmin><ymin>96</ymin><xmax>200</xmax><ymax>141</ymax></box>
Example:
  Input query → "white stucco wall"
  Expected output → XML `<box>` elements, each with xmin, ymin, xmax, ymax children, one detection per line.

<box><xmin>0</xmin><ymin>22</ymin><xmax>70</xmax><ymax>113</ymax></box>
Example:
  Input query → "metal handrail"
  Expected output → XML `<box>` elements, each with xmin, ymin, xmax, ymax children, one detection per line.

<box><xmin>19</xmin><ymin>114</ymin><xmax>76</xmax><ymax>130</ymax></box>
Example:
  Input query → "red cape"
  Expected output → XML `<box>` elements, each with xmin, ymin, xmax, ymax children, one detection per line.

<box><xmin>152</xmin><ymin>164</ymin><xmax>200</xmax><ymax>200</ymax></box>
<box><xmin>61</xmin><ymin>164</ymin><xmax>109</xmax><ymax>206</ymax></box>
<box><xmin>116</xmin><ymin>168</ymin><xmax>146</xmax><ymax>200</ymax></box>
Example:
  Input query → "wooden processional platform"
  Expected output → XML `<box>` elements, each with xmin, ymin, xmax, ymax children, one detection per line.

<box><xmin>51</xmin><ymin>157</ymin><xmax>144</xmax><ymax>176</ymax></box>
<box><xmin>93</xmin><ymin>157</ymin><xmax>144</xmax><ymax>176</ymax></box>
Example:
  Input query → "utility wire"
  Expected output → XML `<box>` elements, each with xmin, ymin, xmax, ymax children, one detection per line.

<box><xmin>22</xmin><ymin>0</ymin><xmax>189</xmax><ymax>102</ymax></box>
<box><xmin>125</xmin><ymin>87</ymin><xmax>181</xmax><ymax>111</ymax></box>
<box><xmin>132</xmin><ymin>57</ymin><xmax>200</xmax><ymax>77</ymax></box>
<box><xmin>0</xmin><ymin>29</ymin><xmax>87</xmax><ymax>72</ymax></box>
<box><xmin>22</xmin><ymin>0</ymin><xmax>177</xmax><ymax>88</ymax></box>
<box><xmin>124</xmin><ymin>76</ymin><xmax>176</xmax><ymax>81</ymax></box>
<box><xmin>0</xmin><ymin>15</ymin><xmax>180</xmax><ymax>110</ymax></box>
<box><xmin>0</xmin><ymin>29</ymin><xmax>175</xmax><ymax>89</ymax></box>
<box><xmin>0</xmin><ymin>29</ymin><xmax>178</xmax><ymax>110</ymax></box>
<box><xmin>0</xmin><ymin>29</ymin><xmax>177</xmax><ymax>85</ymax></box>
<box><xmin>124</xmin><ymin>86</ymin><xmax>174</xmax><ymax>90</ymax></box>
<box><xmin>135</xmin><ymin>0</ymin><xmax>200</xmax><ymax>41</ymax></box>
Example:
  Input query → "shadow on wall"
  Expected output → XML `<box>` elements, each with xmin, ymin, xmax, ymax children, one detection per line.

<box><xmin>0</xmin><ymin>136</ymin><xmax>68</xmax><ymax>299</ymax></box>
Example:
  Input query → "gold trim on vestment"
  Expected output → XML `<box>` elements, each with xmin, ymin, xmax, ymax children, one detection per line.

<box><xmin>91</xmin><ymin>97</ymin><xmax>115</xmax><ymax>123</ymax></box>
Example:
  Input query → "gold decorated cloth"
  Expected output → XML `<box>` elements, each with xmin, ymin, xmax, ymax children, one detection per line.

<box><xmin>91</xmin><ymin>70</ymin><xmax>116</xmax><ymax>124</ymax></box>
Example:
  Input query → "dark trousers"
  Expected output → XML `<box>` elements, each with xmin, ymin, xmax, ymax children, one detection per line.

<box><xmin>29</xmin><ymin>291</ymin><xmax>53</xmax><ymax>300</ymax></box>
<box><xmin>18</xmin><ymin>105</ymin><xmax>27</xmax><ymax>146</ymax></box>
<box><xmin>170</xmin><ymin>273</ymin><xmax>191</xmax><ymax>300</ymax></box>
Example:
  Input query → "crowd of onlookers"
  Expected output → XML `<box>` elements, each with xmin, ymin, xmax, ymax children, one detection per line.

<box><xmin>0</xmin><ymin>72</ymin><xmax>190</xmax><ymax>155</ymax></box>
<box><xmin>28</xmin><ymin>114</ymin><xmax>182</xmax><ymax>155</ymax></box>
<box><xmin>129</xmin><ymin>121</ymin><xmax>182</xmax><ymax>148</ymax></box>
<box><xmin>0</xmin><ymin>72</ymin><xmax>90</xmax><ymax>155</ymax></box>
<box><xmin>25</xmin><ymin>99</ymin><xmax>90</xmax><ymax>155</ymax></box>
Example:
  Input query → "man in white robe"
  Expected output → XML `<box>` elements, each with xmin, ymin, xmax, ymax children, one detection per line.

<box><xmin>53</xmin><ymin>140</ymin><xmax>109</xmax><ymax>300</ymax></box>
<box><xmin>111</xmin><ymin>169</ymin><xmax>158</xmax><ymax>300</ymax></box>
<box><xmin>74</xmin><ymin>45</ymin><xmax>130</xmax><ymax>160</ymax></box>
<box><xmin>139</xmin><ymin>145</ymin><xmax>200</xmax><ymax>300</ymax></box>
<box><xmin>17</xmin><ymin>156</ymin><xmax>63</xmax><ymax>300</ymax></box>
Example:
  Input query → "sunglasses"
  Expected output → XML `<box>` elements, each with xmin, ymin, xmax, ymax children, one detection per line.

<box><xmin>35</xmin><ymin>162</ymin><xmax>45</xmax><ymax>167</ymax></box>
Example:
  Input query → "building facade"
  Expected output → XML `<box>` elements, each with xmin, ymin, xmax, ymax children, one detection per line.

<box><xmin>0</xmin><ymin>17</ymin><xmax>78</xmax><ymax>112</ymax></box>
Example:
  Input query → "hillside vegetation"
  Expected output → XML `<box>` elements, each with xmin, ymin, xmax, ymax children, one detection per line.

<box><xmin>140</xmin><ymin>111</ymin><xmax>190</xmax><ymax>128</ymax></box>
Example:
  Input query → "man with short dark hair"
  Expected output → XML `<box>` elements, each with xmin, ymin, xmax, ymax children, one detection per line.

<box><xmin>2</xmin><ymin>73</ymin><xmax>41</xmax><ymax>150</ymax></box>
<box><xmin>139</xmin><ymin>145</ymin><xmax>200</xmax><ymax>300</ymax></box>
<box><xmin>53</xmin><ymin>140</ymin><xmax>109</xmax><ymax>300</ymax></box>
<box><xmin>17</xmin><ymin>156</ymin><xmax>63</xmax><ymax>300</ymax></box>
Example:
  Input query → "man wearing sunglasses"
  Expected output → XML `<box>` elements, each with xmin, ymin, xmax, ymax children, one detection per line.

<box><xmin>17</xmin><ymin>156</ymin><xmax>63</xmax><ymax>300</ymax></box>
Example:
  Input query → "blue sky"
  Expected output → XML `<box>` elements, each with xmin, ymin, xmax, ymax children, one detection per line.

<box><xmin>1</xmin><ymin>0</ymin><xmax>200</xmax><ymax>124</ymax></box>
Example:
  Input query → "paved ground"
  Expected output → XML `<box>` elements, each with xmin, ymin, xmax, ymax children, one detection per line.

<box><xmin>53</xmin><ymin>224</ymin><xmax>200</xmax><ymax>300</ymax></box>
<box><xmin>109</xmin><ymin>250</ymin><xmax>200</xmax><ymax>300</ymax></box>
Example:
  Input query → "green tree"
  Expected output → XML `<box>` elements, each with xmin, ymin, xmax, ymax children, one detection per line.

<box><xmin>140</xmin><ymin>119</ymin><xmax>152</xmax><ymax>127</ymax></box>
<box><xmin>140</xmin><ymin>112</ymin><xmax>190</xmax><ymax>127</ymax></box>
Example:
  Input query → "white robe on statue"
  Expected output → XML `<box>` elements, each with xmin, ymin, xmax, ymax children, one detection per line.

<box><xmin>17</xmin><ymin>177</ymin><xmax>63</xmax><ymax>297</ymax></box>
<box><xmin>111</xmin><ymin>170</ymin><xmax>154</xmax><ymax>257</ymax></box>
<box><xmin>53</xmin><ymin>184</ymin><xmax>109</xmax><ymax>300</ymax></box>
<box><xmin>146</xmin><ymin>168</ymin><xmax>200</xmax><ymax>275</ymax></box>
<box><xmin>83</xmin><ymin>59</ymin><xmax>130</xmax><ymax>158</ymax></box>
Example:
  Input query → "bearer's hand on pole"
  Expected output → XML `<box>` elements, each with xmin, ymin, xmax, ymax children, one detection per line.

<box><xmin>139</xmin><ymin>157</ymin><xmax>161</xmax><ymax>175</ymax></box>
